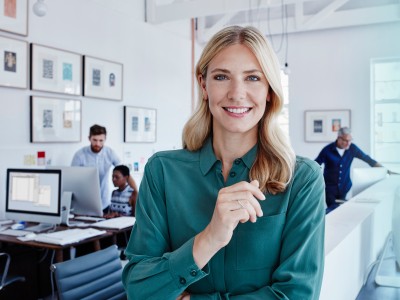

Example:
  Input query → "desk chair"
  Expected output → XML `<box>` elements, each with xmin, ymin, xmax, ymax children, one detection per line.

<box><xmin>51</xmin><ymin>245</ymin><xmax>127</xmax><ymax>300</ymax></box>
<box><xmin>0</xmin><ymin>252</ymin><xmax>26</xmax><ymax>290</ymax></box>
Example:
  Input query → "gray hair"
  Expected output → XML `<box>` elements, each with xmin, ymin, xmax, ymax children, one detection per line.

<box><xmin>338</xmin><ymin>127</ymin><xmax>351</xmax><ymax>137</ymax></box>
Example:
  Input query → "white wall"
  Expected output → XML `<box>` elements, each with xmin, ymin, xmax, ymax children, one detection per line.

<box><xmin>0</xmin><ymin>0</ymin><xmax>193</xmax><ymax>216</ymax></box>
<box><xmin>286</xmin><ymin>22</ymin><xmax>400</xmax><ymax>164</ymax></box>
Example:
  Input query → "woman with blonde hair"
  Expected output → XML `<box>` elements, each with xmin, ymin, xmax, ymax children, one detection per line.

<box><xmin>123</xmin><ymin>25</ymin><xmax>325</xmax><ymax>299</ymax></box>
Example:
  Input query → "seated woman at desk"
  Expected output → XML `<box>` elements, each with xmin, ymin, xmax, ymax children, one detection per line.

<box><xmin>104</xmin><ymin>165</ymin><xmax>136</xmax><ymax>218</ymax></box>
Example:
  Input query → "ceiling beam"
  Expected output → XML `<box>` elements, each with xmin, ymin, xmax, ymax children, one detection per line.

<box><xmin>196</xmin><ymin>4</ymin><xmax>400</xmax><ymax>44</ymax></box>
<box><xmin>301</xmin><ymin>0</ymin><xmax>350</xmax><ymax>30</ymax></box>
<box><xmin>146</xmin><ymin>0</ymin><xmax>314</xmax><ymax>24</ymax></box>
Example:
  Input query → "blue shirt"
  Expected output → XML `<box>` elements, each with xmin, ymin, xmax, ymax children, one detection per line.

<box><xmin>71</xmin><ymin>146</ymin><xmax>121</xmax><ymax>209</ymax></box>
<box><xmin>122</xmin><ymin>139</ymin><xmax>325</xmax><ymax>299</ymax></box>
<box><xmin>315</xmin><ymin>141</ymin><xmax>377</xmax><ymax>195</ymax></box>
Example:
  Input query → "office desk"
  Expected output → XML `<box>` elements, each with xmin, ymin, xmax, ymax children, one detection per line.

<box><xmin>0</xmin><ymin>224</ymin><xmax>124</xmax><ymax>262</ymax></box>
<box><xmin>0</xmin><ymin>223</ymin><xmax>133</xmax><ymax>299</ymax></box>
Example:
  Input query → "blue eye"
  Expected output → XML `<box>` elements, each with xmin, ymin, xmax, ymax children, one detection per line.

<box><xmin>247</xmin><ymin>75</ymin><xmax>260</xmax><ymax>81</ymax></box>
<box><xmin>214</xmin><ymin>74</ymin><xmax>228</xmax><ymax>80</ymax></box>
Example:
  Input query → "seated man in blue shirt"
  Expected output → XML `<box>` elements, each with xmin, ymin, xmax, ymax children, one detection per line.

<box><xmin>315</xmin><ymin>127</ymin><xmax>385</xmax><ymax>212</ymax></box>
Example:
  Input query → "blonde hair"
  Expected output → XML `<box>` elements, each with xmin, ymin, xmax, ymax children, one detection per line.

<box><xmin>182</xmin><ymin>26</ymin><xmax>295</xmax><ymax>194</ymax></box>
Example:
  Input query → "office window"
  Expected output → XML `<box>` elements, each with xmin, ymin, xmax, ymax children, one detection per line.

<box><xmin>279</xmin><ymin>71</ymin><xmax>289</xmax><ymax>137</ymax></box>
<box><xmin>371</xmin><ymin>57</ymin><xmax>400</xmax><ymax>172</ymax></box>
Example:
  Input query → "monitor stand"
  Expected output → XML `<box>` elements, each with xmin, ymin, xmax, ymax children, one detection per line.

<box><xmin>60</xmin><ymin>191</ymin><xmax>84</xmax><ymax>227</ymax></box>
<box><xmin>25</xmin><ymin>223</ymin><xmax>54</xmax><ymax>233</ymax></box>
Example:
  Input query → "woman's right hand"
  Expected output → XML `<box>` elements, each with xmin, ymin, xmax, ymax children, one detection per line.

<box><xmin>193</xmin><ymin>180</ymin><xmax>265</xmax><ymax>269</ymax></box>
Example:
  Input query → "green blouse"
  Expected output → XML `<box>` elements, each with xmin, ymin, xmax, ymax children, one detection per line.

<box><xmin>122</xmin><ymin>139</ymin><xmax>325</xmax><ymax>299</ymax></box>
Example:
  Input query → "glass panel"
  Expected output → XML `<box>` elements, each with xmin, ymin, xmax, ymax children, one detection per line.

<box><xmin>371</xmin><ymin>58</ymin><xmax>400</xmax><ymax>172</ymax></box>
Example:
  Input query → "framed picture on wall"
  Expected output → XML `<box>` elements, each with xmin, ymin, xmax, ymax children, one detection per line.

<box><xmin>0</xmin><ymin>35</ymin><xmax>28</xmax><ymax>88</ymax></box>
<box><xmin>30</xmin><ymin>44</ymin><xmax>82</xmax><ymax>95</ymax></box>
<box><xmin>124</xmin><ymin>106</ymin><xmax>156</xmax><ymax>143</ymax></box>
<box><xmin>30</xmin><ymin>96</ymin><xmax>81</xmax><ymax>143</ymax></box>
<box><xmin>83</xmin><ymin>56</ymin><xmax>123</xmax><ymax>101</ymax></box>
<box><xmin>305</xmin><ymin>109</ymin><xmax>351</xmax><ymax>142</ymax></box>
<box><xmin>0</xmin><ymin>0</ymin><xmax>28</xmax><ymax>36</ymax></box>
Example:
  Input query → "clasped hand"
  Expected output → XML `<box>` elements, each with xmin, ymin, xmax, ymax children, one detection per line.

<box><xmin>206</xmin><ymin>179</ymin><xmax>266</xmax><ymax>249</ymax></box>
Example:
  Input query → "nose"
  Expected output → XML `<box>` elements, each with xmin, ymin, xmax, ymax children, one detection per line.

<box><xmin>227</xmin><ymin>79</ymin><xmax>246</xmax><ymax>101</ymax></box>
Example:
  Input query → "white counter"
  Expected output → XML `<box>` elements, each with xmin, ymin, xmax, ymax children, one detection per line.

<box><xmin>320</xmin><ymin>175</ymin><xmax>400</xmax><ymax>300</ymax></box>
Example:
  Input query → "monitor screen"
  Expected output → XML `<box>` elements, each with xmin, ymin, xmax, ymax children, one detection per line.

<box><xmin>5</xmin><ymin>168</ymin><xmax>62</xmax><ymax>226</ymax></box>
<box><xmin>47</xmin><ymin>166</ymin><xmax>103</xmax><ymax>217</ymax></box>
<box><xmin>351</xmin><ymin>167</ymin><xmax>388</xmax><ymax>196</ymax></box>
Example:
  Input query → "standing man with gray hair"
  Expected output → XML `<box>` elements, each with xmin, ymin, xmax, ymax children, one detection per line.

<box><xmin>315</xmin><ymin>127</ymin><xmax>385</xmax><ymax>212</ymax></box>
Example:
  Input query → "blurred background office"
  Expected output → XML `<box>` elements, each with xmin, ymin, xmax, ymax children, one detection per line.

<box><xmin>0</xmin><ymin>1</ymin><xmax>399</xmax><ymax>299</ymax></box>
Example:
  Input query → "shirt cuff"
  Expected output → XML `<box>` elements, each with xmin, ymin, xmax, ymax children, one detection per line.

<box><xmin>169</xmin><ymin>237</ymin><xmax>209</xmax><ymax>289</ymax></box>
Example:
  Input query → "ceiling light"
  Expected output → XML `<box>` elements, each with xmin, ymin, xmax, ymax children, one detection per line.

<box><xmin>33</xmin><ymin>0</ymin><xmax>47</xmax><ymax>17</ymax></box>
<box><xmin>283</xmin><ymin>63</ymin><xmax>291</xmax><ymax>75</ymax></box>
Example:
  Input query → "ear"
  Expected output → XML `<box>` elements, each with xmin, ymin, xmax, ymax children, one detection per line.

<box><xmin>266</xmin><ymin>92</ymin><xmax>271</xmax><ymax>102</ymax></box>
<box><xmin>198</xmin><ymin>74</ymin><xmax>208</xmax><ymax>100</ymax></box>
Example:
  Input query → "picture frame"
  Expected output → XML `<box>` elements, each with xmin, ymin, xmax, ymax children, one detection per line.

<box><xmin>124</xmin><ymin>106</ymin><xmax>156</xmax><ymax>143</ymax></box>
<box><xmin>30</xmin><ymin>43</ymin><xmax>82</xmax><ymax>95</ymax></box>
<box><xmin>83</xmin><ymin>55</ymin><xmax>123</xmax><ymax>101</ymax></box>
<box><xmin>30</xmin><ymin>96</ymin><xmax>81</xmax><ymax>143</ymax></box>
<box><xmin>0</xmin><ymin>0</ymin><xmax>28</xmax><ymax>36</ymax></box>
<box><xmin>0</xmin><ymin>35</ymin><xmax>28</xmax><ymax>88</ymax></box>
<box><xmin>305</xmin><ymin>110</ymin><xmax>351</xmax><ymax>142</ymax></box>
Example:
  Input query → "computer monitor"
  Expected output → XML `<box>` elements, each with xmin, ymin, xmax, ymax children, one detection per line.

<box><xmin>47</xmin><ymin>166</ymin><xmax>103</xmax><ymax>217</ymax></box>
<box><xmin>351</xmin><ymin>167</ymin><xmax>388</xmax><ymax>196</ymax></box>
<box><xmin>5</xmin><ymin>168</ymin><xmax>62</xmax><ymax>232</ymax></box>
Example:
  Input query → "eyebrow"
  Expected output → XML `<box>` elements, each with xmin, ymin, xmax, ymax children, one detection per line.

<box><xmin>209</xmin><ymin>68</ymin><xmax>263</xmax><ymax>74</ymax></box>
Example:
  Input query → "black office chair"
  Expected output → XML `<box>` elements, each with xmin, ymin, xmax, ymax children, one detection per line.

<box><xmin>0</xmin><ymin>252</ymin><xmax>26</xmax><ymax>291</ymax></box>
<box><xmin>51</xmin><ymin>245</ymin><xmax>127</xmax><ymax>300</ymax></box>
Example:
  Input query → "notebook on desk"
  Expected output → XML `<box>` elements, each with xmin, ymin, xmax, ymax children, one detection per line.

<box><xmin>92</xmin><ymin>216</ymin><xmax>136</xmax><ymax>229</ymax></box>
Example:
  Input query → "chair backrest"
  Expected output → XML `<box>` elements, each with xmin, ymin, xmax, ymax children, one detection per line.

<box><xmin>51</xmin><ymin>245</ymin><xmax>127</xmax><ymax>300</ymax></box>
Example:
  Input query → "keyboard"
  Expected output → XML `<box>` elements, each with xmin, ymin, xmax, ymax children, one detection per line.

<box><xmin>74</xmin><ymin>216</ymin><xmax>106</xmax><ymax>222</ymax></box>
<box><xmin>0</xmin><ymin>229</ymin><xmax>32</xmax><ymax>237</ymax></box>
<box><xmin>92</xmin><ymin>216</ymin><xmax>136</xmax><ymax>229</ymax></box>
<box><xmin>34</xmin><ymin>228</ymin><xmax>106</xmax><ymax>245</ymax></box>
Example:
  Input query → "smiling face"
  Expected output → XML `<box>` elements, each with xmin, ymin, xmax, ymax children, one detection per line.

<box><xmin>199</xmin><ymin>44</ymin><xmax>270</xmax><ymax>139</ymax></box>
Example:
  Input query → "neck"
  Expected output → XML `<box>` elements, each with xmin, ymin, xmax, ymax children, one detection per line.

<box><xmin>118</xmin><ymin>183</ymin><xmax>128</xmax><ymax>191</ymax></box>
<box><xmin>213</xmin><ymin>131</ymin><xmax>257</xmax><ymax>180</ymax></box>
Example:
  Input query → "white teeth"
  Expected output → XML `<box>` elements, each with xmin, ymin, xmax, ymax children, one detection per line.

<box><xmin>226</xmin><ymin>107</ymin><xmax>249</xmax><ymax>114</ymax></box>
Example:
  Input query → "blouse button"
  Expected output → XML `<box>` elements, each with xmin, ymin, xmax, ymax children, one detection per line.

<box><xmin>234</xmin><ymin>159</ymin><xmax>241</xmax><ymax>165</ymax></box>
<box><xmin>190</xmin><ymin>270</ymin><xmax>197</xmax><ymax>277</ymax></box>
<box><xmin>179</xmin><ymin>277</ymin><xmax>186</xmax><ymax>284</ymax></box>
<box><xmin>230</xmin><ymin>171</ymin><xmax>236</xmax><ymax>177</ymax></box>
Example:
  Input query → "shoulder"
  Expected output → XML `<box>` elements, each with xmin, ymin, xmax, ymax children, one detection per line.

<box><xmin>147</xmin><ymin>148</ymin><xmax>199</xmax><ymax>165</ymax></box>
<box><xmin>295</xmin><ymin>156</ymin><xmax>322</xmax><ymax>173</ymax></box>
<box><xmin>349</xmin><ymin>143</ymin><xmax>361</xmax><ymax>151</ymax></box>
<box><xmin>72</xmin><ymin>146</ymin><xmax>89</xmax><ymax>159</ymax></box>
<box><xmin>289</xmin><ymin>156</ymin><xmax>324</xmax><ymax>190</ymax></box>
<box><xmin>323</xmin><ymin>142</ymin><xmax>336</xmax><ymax>151</ymax></box>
